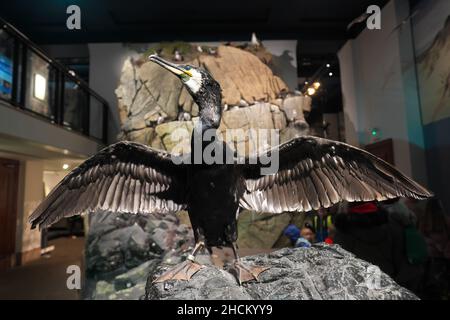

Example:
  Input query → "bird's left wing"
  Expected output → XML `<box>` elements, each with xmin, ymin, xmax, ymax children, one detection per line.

<box><xmin>29</xmin><ymin>141</ymin><xmax>187</xmax><ymax>229</ymax></box>
<box><xmin>239</xmin><ymin>136</ymin><xmax>432</xmax><ymax>213</ymax></box>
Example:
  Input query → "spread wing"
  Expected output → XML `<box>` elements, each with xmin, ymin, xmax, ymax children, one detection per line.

<box><xmin>239</xmin><ymin>136</ymin><xmax>433</xmax><ymax>213</ymax></box>
<box><xmin>30</xmin><ymin>141</ymin><xmax>187</xmax><ymax>229</ymax></box>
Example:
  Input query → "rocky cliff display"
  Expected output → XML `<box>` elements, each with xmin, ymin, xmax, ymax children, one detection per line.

<box><xmin>115</xmin><ymin>43</ymin><xmax>311</xmax><ymax>154</ymax></box>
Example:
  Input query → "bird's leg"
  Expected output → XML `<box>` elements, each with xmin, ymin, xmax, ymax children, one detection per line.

<box><xmin>227</xmin><ymin>243</ymin><xmax>269</xmax><ymax>285</ymax></box>
<box><xmin>152</xmin><ymin>241</ymin><xmax>206</xmax><ymax>283</ymax></box>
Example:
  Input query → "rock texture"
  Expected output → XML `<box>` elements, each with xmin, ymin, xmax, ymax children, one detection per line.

<box><xmin>198</xmin><ymin>46</ymin><xmax>288</xmax><ymax>106</ymax></box>
<box><xmin>146</xmin><ymin>244</ymin><xmax>418</xmax><ymax>300</ymax></box>
<box><xmin>84</xmin><ymin>211</ymin><xmax>194</xmax><ymax>299</ymax></box>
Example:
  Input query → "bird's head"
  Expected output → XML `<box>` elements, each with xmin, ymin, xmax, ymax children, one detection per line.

<box><xmin>149</xmin><ymin>54</ymin><xmax>221</xmax><ymax>110</ymax></box>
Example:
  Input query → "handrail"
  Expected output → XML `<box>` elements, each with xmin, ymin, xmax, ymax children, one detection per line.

<box><xmin>0</xmin><ymin>16</ymin><xmax>109</xmax><ymax>144</ymax></box>
<box><xmin>0</xmin><ymin>17</ymin><xmax>108</xmax><ymax>106</ymax></box>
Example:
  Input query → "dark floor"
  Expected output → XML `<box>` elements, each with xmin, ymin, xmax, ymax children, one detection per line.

<box><xmin>0</xmin><ymin>237</ymin><xmax>85</xmax><ymax>300</ymax></box>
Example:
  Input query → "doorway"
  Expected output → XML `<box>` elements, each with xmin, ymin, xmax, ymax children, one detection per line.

<box><xmin>0</xmin><ymin>157</ymin><xmax>19</xmax><ymax>270</ymax></box>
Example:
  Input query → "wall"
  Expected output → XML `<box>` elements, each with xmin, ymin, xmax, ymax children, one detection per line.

<box><xmin>411</xmin><ymin>0</ymin><xmax>450</xmax><ymax>212</ymax></box>
<box><xmin>338</xmin><ymin>0</ymin><xmax>428</xmax><ymax>186</ymax></box>
<box><xmin>15</xmin><ymin>159</ymin><xmax>43</xmax><ymax>264</ymax></box>
<box><xmin>0</xmin><ymin>100</ymin><xmax>102</xmax><ymax>157</ymax></box>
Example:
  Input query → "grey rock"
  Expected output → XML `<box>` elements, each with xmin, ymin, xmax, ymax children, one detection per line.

<box><xmin>146</xmin><ymin>245</ymin><xmax>418</xmax><ymax>300</ymax></box>
<box><xmin>84</xmin><ymin>211</ymin><xmax>196</xmax><ymax>299</ymax></box>
<box><xmin>281</xmin><ymin>95</ymin><xmax>307</xmax><ymax>122</ymax></box>
<box><xmin>114</xmin><ymin>260</ymin><xmax>161</xmax><ymax>291</ymax></box>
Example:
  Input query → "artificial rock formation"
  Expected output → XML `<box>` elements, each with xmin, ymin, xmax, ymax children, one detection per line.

<box><xmin>84</xmin><ymin>211</ymin><xmax>194</xmax><ymax>299</ymax></box>
<box><xmin>146</xmin><ymin>245</ymin><xmax>418</xmax><ymax>300</ymax></box>
<box><xmin>115</xmin><ymin>44</ymin><xmax>311</xmax><ymax>154</ymax></box>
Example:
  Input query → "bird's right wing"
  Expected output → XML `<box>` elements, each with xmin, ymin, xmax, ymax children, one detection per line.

<box><xmin>30</xmin><ymin>141</ymin><xmax>187</xmax><ymax>229</ymax></box>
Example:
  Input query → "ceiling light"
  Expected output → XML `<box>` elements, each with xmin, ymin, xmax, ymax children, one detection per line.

<box><xmin>307</xmin><ymin>87</ymin><xmax>316</xmax><ymax>96</ymax></box>
<box><xmin>329</xmin><ymin>72</ymin><xmax>333</xmax><ymax>77</ymax></box>
<box><xmin>313</xmin><ymin>82</ymin><xmax>321</xmax><ymax>89</ymax></box>
<box><xmin>62</xmin><ymin>164</ymin><xmax>69</xmax><ymax>170</ymax></box>
<box><xmin>326</xmin><ymin>63</ymin><xmax>331</xmax><ymax>68</ymax></box>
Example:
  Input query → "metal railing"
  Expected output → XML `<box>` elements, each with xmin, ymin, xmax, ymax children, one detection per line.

<box><xmin>0</xmin><ymin>17</ymin><xmax>108</xmax><ymax>144</ymax></box>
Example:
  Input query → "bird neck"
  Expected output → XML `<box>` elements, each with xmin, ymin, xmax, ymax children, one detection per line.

<box><xmin>191</xmin><ymin>96</ymin><xmax>222</xmax><ymax>160</ymax></box>
<box><xmin>199</xmin><ymin>104</ymin><xmax>222</xmax><ymax>131</ymax></box>
<box><xmin>194</xmin><ymin>86</ymin><xmax>222</xmax><ymax>132</ymax></box>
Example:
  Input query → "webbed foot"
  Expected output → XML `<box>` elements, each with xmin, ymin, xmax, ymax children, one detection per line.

<box><xmin>228</xmin><ymin>261</ymin><xmax>269</xmax><ymax>285</ymax></box>
<box><xmin>153</xmin><ymin>259</ymin><xmax>205</xmax><ymax>283</ymax></box>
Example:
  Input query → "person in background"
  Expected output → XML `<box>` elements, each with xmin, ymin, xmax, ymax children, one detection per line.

<box><xmin>297</xmin><ymin>223</ymin><xmax>316</xmax><ymax>247</ymax></box>
<box><xmin>283</xmin><ymin>224</ymin><xmax>301</xmax><ymax>247</ymax></box>
<box><xmin>313</xmin><ymin>208</ymin><xmax>333</xmax><ymax>242</ymax></box>
<box><xmin>283</xmin><ymin>223</ymin><xmax>316</xmax><ymax>248</ymax></box>
<box><xmin>415</xmin><ymin>198</ymin><xmax>450</xmax><ymax>299</ymax></box>
<box><xmin>334</xmin><ymin>200</ymin><xmax>426</xmax><ymax>294</ymax></box>
<box><xmin>324</xmin><ymin>222</ymin><xmax>335</xmax><ymax>245</ymax></box>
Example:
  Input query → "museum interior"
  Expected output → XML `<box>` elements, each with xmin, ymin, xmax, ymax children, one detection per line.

<box><xmin>0</xmin><ymin>0</ymin><xmax>449</xmax><ymax>300</ymax></box>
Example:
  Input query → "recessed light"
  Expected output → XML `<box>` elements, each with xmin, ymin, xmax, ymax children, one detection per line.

<box><xmin>34</xmin><ymin>73</ymin><xmax>46</xmax><ymax>100</ymax></box>
<box><xmin>62</xmin><ymin>164</ymin><xmax>69</xmax><ymax>170</ymax></box>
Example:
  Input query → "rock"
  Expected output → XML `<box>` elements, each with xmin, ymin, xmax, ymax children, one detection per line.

<box><xmin>137</xmin><ymin>62</ymin><xmax>183</xmax><ymax>120</ymax></box>
<box><xmin>84</xmin><ymin>211</ymin><xmax>196</xmax><ymax>299</ymax></box>
<box><xmin>199</xmin><ymin>46</ymin><xmax>288</xmax><ymax>106</ymax></box>
<box><xmin>123</xmin><ymin>127</ymin><xmax>155</xmax><ymax>145</ymax></box>
<box><xmin>115</xmin><ymin>58</ymin><xmax>140</xmax><ymax>124</ymax></box>
<box><xmin>93</xmin><ymin>280</ymin><xmax>147</xmax><ymax>300</ymax></box>
<box><xmin>92</xmin><ymin>281</ymin><xmax>115</xmax><ymax>300</ymax></box>
<box><xmin>237</xmin><ymin>211</ymin><xmax>293</xmax><ymax>249</ymax></box>
<box><xmin>280</xmin><ymin>122</ymin><xmax>310</xmax><ymax>143</ymax></box>
<box><xmin>146</xmin><ymin>245</ymin><xmax>418</xmax><ymax>300</ymax></box>
<box><xmin>155</xmin><ymin>120</ymin><xmax>197</xmax><ymax>152</ymax></box>
<box><xmin>219</xmin><ymin>102</ymin><xmax>286</xmax><ymax>156</ymax></box>
<box><xmin>281</xmin><ymin>95</ymin><xmax>307</xmax><ymax>122</ymax></box>
<box><xmin>114</xmin><ymin>260</ymin><xmax>161</xmax><ymax>291</ymax></box>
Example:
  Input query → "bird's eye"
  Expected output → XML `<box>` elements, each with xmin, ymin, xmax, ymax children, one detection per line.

<box><xmin>185</xmin><ymin>66</ymin><xmax>191</xmax><ymax>70</ymax></box>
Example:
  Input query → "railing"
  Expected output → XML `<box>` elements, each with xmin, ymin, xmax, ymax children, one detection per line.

<box><xmin>0</xmin><ymin>17</ymin><xmax>108</xmax><ymax>144</ymax></box>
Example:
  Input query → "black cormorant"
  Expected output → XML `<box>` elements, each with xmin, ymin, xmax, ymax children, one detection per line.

<box><xmin>29</xmin><ymin>55</ymin><xmax>433</xmax><ymax>284</ymax></box>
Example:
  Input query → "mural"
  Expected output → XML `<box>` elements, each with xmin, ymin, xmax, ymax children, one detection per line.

<box><xmin>413</xmin><ymin>0</ymin><xmax>450</xmax><ymax>125</ymax></box>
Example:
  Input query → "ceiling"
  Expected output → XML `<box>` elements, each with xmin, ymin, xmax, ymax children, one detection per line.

<box><xmin>0</xmin><ymin>0</ymin><xmax>388</xmax><ymax>44</ymax></box>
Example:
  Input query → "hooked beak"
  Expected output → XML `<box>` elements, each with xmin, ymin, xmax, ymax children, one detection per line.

<box><xmin>148</xmin><ymin>55</ymin><xmax>192</xmax><ymax>77</ymax></box>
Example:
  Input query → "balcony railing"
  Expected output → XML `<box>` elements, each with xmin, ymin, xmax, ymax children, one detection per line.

<box><xmin>0</xmin><ymin>17</ymin><xmax>108</xmax><ymax>144</ymax></box>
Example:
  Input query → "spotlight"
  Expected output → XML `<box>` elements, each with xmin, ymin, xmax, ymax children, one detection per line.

<box><xmin>62</xmin><ymin>164</ymin><xmax>69</xmax><ymax>170</ymax></box>
<box><xmin>326</xmin><ymin>63</ymin><xmax>331</xmax><ymax>68</ymax></box>
<box><xmin>307</xmin><ymin>87</ymin><xmax>316</xmax><ymax>96</ymax></box>
<box><xmin>329</xmin><ymin>72</ymin><xmax>333</xmax><ymax>77</ymax></box>
<box><xmin>313</xmin><ymin>82</ymin><xmax>321</xmax><ymax>89</ymax></box>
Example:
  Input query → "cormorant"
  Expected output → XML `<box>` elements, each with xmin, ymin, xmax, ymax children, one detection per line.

<box><xmin>29</xmin><ymin>55</ymin><xmax>433</xmax><ymax>284</ymax></box>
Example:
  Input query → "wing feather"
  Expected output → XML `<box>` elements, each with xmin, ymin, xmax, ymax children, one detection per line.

<box><xmin>30</xmin><ymin>141</ymin><xmax>187</xmax><ymax>229</ymax></box>
<box><xmin>240</xmin><ymin>136</ymin><xmax>432</xmax><ymax>213</ymax></box>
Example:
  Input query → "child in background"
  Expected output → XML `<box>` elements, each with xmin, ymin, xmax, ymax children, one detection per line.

<box><xmin>283</xmin><ymin>223</ymin><xmax>316</xmax><ymax>248</ymax></box>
